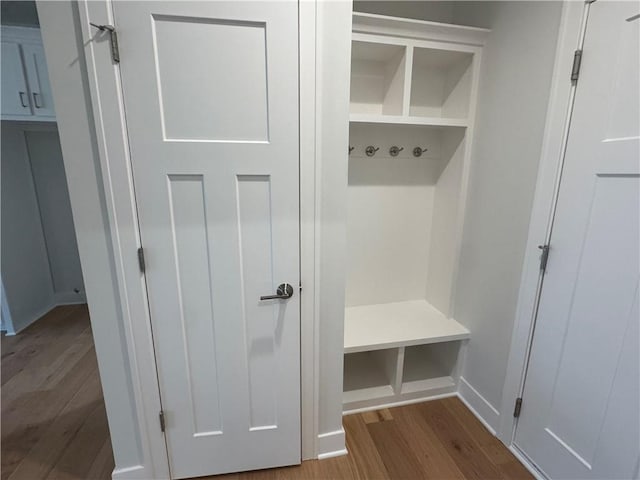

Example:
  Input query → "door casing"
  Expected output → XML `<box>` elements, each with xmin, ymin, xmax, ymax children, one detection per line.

<box><xmin>76</xmin><ymin>0</ymin><xmax>327</xmax><ymax>477</ymax></box>
<box><xmin>497</xmin><ymin>0</ymin><xmax>595</xmax><ymax>465</ymax></box>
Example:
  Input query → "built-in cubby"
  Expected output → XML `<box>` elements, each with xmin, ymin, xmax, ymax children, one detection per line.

<box><xmin>350</xmin><ymin>40</ymin><xmax>406</xmax><ymax>116</ymax></box>
<box><xmin>343</xmin><ymin>349</ymin><xmax>398</xmax><ymax>405</ymax></box>
<box><xmin>343</xmin><ymin>13</ymin><xmax>488</xmax><ymax>413</ymax></box>
<box><xmin>401</xmin><ymin>342</ymin><xmax>459</xmax><ymax>394</ymax></box>
<box><xmin>409</xmin><ymin>47</ymin><xmax>473</xmax><ymax>119</ymax></box>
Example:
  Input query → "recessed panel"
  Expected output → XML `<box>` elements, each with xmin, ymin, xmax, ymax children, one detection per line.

<box><xmin>168</xmin><ymin>175</ymin><xmax>222</xmax><ymax>436</ymax></box>
<box><xmin>546</xmin><ymin>176</ymin><xmax>640</xmax><ymax>465</ymax></box>
<box><xmin>153</xmin><ymin>16</ymin><xmax>269</xmax><ymax>142</ymax></box>
<box><xmin>236</xmin><ymin>175</ymin><xmax>278</xmax><ymax>430</ymax></box>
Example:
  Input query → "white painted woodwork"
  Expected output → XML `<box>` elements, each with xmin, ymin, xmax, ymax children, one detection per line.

<box><xmin>112</xmin><ymin>2</ymin><xmax>300</xmax><ymax>478</ymax></box>
<box><xmin>514</xmin><ymin>2</ymin><xmax>640</xmax><ymax>478</ymax></box>
<box><xmin>1</xmin><ymin>40</ymin><xmax>31</xmax><ymax>118</ymax></box>
<box><xmin>352</xmin><ymin>12</ymin><xmax>490</xmax><ymax>47</ymax></box>
<box><xmin>343</xmin><ymin>340</ymin><xmax>462</xmax><ymax>412</ymax></box>
<box><xmin>350</xmin><ymin>40</ymin><xmax>406</xmax><ymax>115</ymax></box>
<box><xmin>0</xmin><ymin>27</ymin><xmax>55</xmax><ymax>121</ymax></box>
<box><xmin>344</xmin><ymin>300</ymin><xmax>469</xmax><ymax>354</ymax></box>
<box><xmin>409</xmin><ymin>47</ymin><xmax>473</xmax><ymax>118</ymax></box>
<box><xmin>343</xmin><ymin>13</ymin><xmax>485</xmax><ymax>412</ymax></box>
<box><xmin>22</xmin><ymin>43</ymin><xmax>55</xmax><ymax>118</ymax></box>
<box><xmin>349</xmin><ymin>114</ymin><xmax>468</xmax><ymax>127</ymax></box>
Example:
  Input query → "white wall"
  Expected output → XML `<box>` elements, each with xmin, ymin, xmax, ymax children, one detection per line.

<box><xmin>451</xmin><ymin>1</ymin><xmax>563</xmax><ymax>427</ymax></box>
<box><xmin>1</xmin><ymin>124</ymin><xmax>86</xmax><ymax>333</ymax></box>
<box><xmin>1</xmin><ymin>124</ymin><xmax>54</xmax><ymax>333</ymax></box>
<box><xmin>37</xmin><ymin>0</ymin><xmax>143</xmax><ymax>471</ymax></box>
<box><xmin>25</xmin><ymin>130</ymin><xmax>85</xmax><ymax>303</ymax></box>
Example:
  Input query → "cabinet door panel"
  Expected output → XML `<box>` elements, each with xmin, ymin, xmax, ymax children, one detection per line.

<box><xmin>1</xmin><ymin>41</ymin><xmax>31</xmax><ymax>117</ymax></box>
<box><xmin>22</xmin><ymin>44</ymin><xmax>55</xmax><ymax>118</ymax></box>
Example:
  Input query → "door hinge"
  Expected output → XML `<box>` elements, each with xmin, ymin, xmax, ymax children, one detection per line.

<box><xmin>159</xmin><ymin>410</ymin><xmax>166</xmax><ymax>432</ymax></box>
<box><xmin>538</xmin><ymin>244</ymin><xmax>550</xmax><ymax>273</ymax></box>
<box><xmin>89</xmin><ymin>23</ymin><xmax>120</xmax><ymax>63</ymax></box>
<box><xmin>137</xmin><ymin>247</ymin><xmax>146</xmax><ymax>273</ymax></box>
<box><xmin>571</xmin><ymin>49</ymin><xmax>582</xmax><ymax>83</ymax></box>
<box><xmin>299</xmin><ymin>282</ymin><xmax>302</xmax><ymax>293</ymax></box>
<box><xmin>513</xmin><ymin>397</ymin><xmax>523</xmax><ymax>418</ymax></box>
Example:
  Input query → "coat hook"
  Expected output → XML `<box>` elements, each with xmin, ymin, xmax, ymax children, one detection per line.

<box><xmin>389</xmin><ymin>146</ymin><xmax>404</xmax><ymax>157</ymax></box>
<box><xmin>365</xmin><ymin>146</ymin><xmax>380</xmax><ymax>157</ymax></box>
<box><xmin>349</xmin><ymin>146</ymin><xmax>355</xmax><ymax>155</ymax></box>
<box><xmin>413</xmin><ymin>146</ymin><xmax>428</xmax><ymax>157</ymax></box>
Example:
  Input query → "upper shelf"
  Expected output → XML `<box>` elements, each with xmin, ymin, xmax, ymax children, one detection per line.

<box><xmin>344</xmin><ymin>300</ymin><xmax>470</xmax><ymax>354</ymax></box>
<box><xmin>352</xmin><ymin>12</ymin><xmax>490</xmax><ymax>47</ymax></box>
<box><xmin>349</xmin><ymin>113</ymin><xmax>468</xmax><ymax>128</ymax></box>
<box><xmin>350</xmin><ymin>20</ymin><xmax>480</xmax><ymax>124</ymax></box>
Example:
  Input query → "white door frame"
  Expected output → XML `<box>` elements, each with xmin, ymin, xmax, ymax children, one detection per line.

<box><xmin>77</xmin><ymin>0</ymin><xmax>323</xmax><ymax>477</ymax></box>
<box><xmin>497</xmin><ymin>0</ymin><xmax>591</xmax><ymax>451</ymax></box>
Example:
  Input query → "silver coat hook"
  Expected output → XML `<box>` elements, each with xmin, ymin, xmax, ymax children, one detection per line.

<box><xmin>349</xmin><ymin>146</ymin><xmax>355</xmax><ymax>155</ymax></box>
<box><xmin>413</xmin><ymin>146</ymin><xmax>428</xmax><ymax>157</ymax></box>
<box><xmin>389</xmin><ymin>146</ymin><xmax>404</xmax><ymax>157</ymax></box>
<box><xmin>365</xmin><ymin>146</ymin><xmax>380</xmax><ymax>157</ymax></box>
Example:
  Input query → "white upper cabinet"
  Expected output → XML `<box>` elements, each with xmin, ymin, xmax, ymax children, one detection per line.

<box><xmin>1</xmin><ymin>41</ymin><xmax>31</xmax><ymax>118</ymax></box>
<box><xmin>1</xmin><ymin>27</ymin><xmax>55</xmax><ymax>121</ymax></box>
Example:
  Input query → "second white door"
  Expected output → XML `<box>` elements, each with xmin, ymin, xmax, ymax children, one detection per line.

<box><xmin>514</xmin><ymin>2</ymin><xmax>639</xmax><ymax>478</ymax></box>
<box><xmin>111</xmin><ymin>2</ymin><xmax>300</xmax><ymax>478</ymax></box>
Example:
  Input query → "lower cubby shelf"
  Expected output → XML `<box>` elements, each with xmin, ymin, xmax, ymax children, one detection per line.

<box><xmin>343</xmin><ymin>339</ymin><xmax>466</xmax><ymax>413</ymax></box>
<box><xmin>343</xmin><ymin>349</ymin><xmax>397</xmax><ymax>405</ymax></box>
<box><xmin>400</xmin><ymin>343</ymin><xmax>458</xmax><ymax>395</ymax></box>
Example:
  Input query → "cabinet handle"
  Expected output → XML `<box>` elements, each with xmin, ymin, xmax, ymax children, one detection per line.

<box><xmin>19</xmin><ymin>91</ymin><xmax>28</xmax><ymax>108</ymax></box>
<box><xmin>32</xmin><ymin>92</ymin><xmax>42</xmax><ymax>109</ymax></box>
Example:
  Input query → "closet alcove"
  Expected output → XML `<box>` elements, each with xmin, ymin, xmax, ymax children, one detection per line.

<box><xmin>344</xmin><ymin>12</ymin><xmax>489</xmax><ymax>412</ymax></box>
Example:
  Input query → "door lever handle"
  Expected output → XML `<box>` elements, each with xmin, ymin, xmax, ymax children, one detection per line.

<box><xmin>260</xmin><ymin>283</ymin><xmax>294</xmax><ymax>301</ymax></box>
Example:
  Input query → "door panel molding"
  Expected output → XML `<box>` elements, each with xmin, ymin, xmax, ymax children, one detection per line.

<box><xmin>75</xmin><ymin>0</ymin><xmax>322</xmax><ymax>477</ymax></box>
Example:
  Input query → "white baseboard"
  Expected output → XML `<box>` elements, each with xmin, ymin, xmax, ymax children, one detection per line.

<box><xmin>10</xmin><ymin>302</ymin><xmax>56</xmax><ymax>335</ymax></box>
<box><xmin>8</xmin><ymin>297</ymin><xmax>88</xmax><ymax>335</ymax></box>
<box><xmin>458</xmin><ymin>376</ymin><xmax>500</xmax><ymax>434</ymax></box>
<box><xmin>112</xmin><ymin>465</ymin><xmax>151</xmax><ymax>480</ymax></box>
<box><xmin>55</xmin><ymin>291</ymin><xmax>87</xmax><ymax>305</ymax></box>
<box><xmin>317</xmin><ymin>428</ymin><xmax>347</xmax><ymax>460</ymax></box>
<box><xmin>509</xmin><ymin>445</ymin><xmax>548</xmax><ymax>480</ymax></box>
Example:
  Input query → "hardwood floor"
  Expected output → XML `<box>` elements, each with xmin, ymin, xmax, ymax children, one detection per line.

<box><xmin>2</xmin><ymin>305</ymin><xmax>531</xmax><ymax>480</ymax></box>
<box><xmin>1</xmin><ymin>305</ymin><xmax>114</xmax><ymax>480</ymax></box>
<box><xmin>216</xmin><ymin>400</ymin><xmax>533</xmax><ymax>480</ymax></box>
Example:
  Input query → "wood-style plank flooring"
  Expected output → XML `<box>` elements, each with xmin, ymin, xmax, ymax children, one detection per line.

<box><xmin>2</xmin><ymin>304</ymin><xmax>532</xmax><ymax>480</ymax></box>
<box><xmin>1</xmin><ymin>305</ymin><xmax>114</xmax><ymax>480</ymax></box>
<box><xmin>217</xmin><ymin>400</ymin><xmax>532</xmax><ymax>480</ymax></box>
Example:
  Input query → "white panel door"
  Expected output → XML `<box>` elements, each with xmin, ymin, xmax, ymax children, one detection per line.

<box><xmin>22</xmin><ymin>44</ymin><xmax>55</xmax><ymax>118</ymax></box>
<box><xmin>1</xmin><ymin>41</ymin><xmax>31</xmax><ymax>117</ymax></box>
<box><xmin>111</xmin><ymin>2</ymin><xmax>300</xmax><ymax>478</ymax></box>
<box><xmin>515</xmin><ymin>2</ymin><xmax>639</xmax><ymax>479</ymax></box>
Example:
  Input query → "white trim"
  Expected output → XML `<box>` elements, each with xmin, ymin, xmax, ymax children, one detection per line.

<box><xmin>352</xmin><ymin>12</ymin><xmax>490</xmax><ymax>46</ymax></box>
<box><xmin>111</xmin><ymin>465</ymin><xmax>150</xmax><ymax>480</ymax></box>
<box><xmin>316</xmin><ymin>429</ymin><xmax>347</xmax><ymax>460</ymax></box>
<box><xmin>78</xmin><ymin>1</ymin><xmax>170</xmax><ymax>476</ymax></box>
<box><xmin>455</xmin><ymin>387</ymin><xmax>544</xmax><ymax>478</ymax></box>
<box><xmin>0</xmin><ymin>25</ymin><xmax>43</xmax><ymax>44</ymax></box>
<box><xmin>343</xmin><ymin>392</ymin><xmax>457</xmax><ymax>416</ymax></box>
<box><xmin>509</xmin><ymin>445</ymin><xmax>548</xmax><ymax>480</ymax></box>
<box><xmin>299</xmin><ymin>0</ymin><xmax>319</xmax><ymax>461</ymax></box>
<box><xmin>54</xmin><ymin>292</ymin><xmax>87</xmax><ymax>305</ymax></box>
<box><xmin>458</xmin><ymin>377</ymin><xmax>500</xmax><ymax>433</ymax></box>
<box><xmin>5</xmin><ymin>302</ymin><xmax>55</xmax><ymax>336</ymax></box>
<box><xmin>497</xmin><ymin>0</ymin><xmax>589</xmax><ymax>445</ymax></box>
